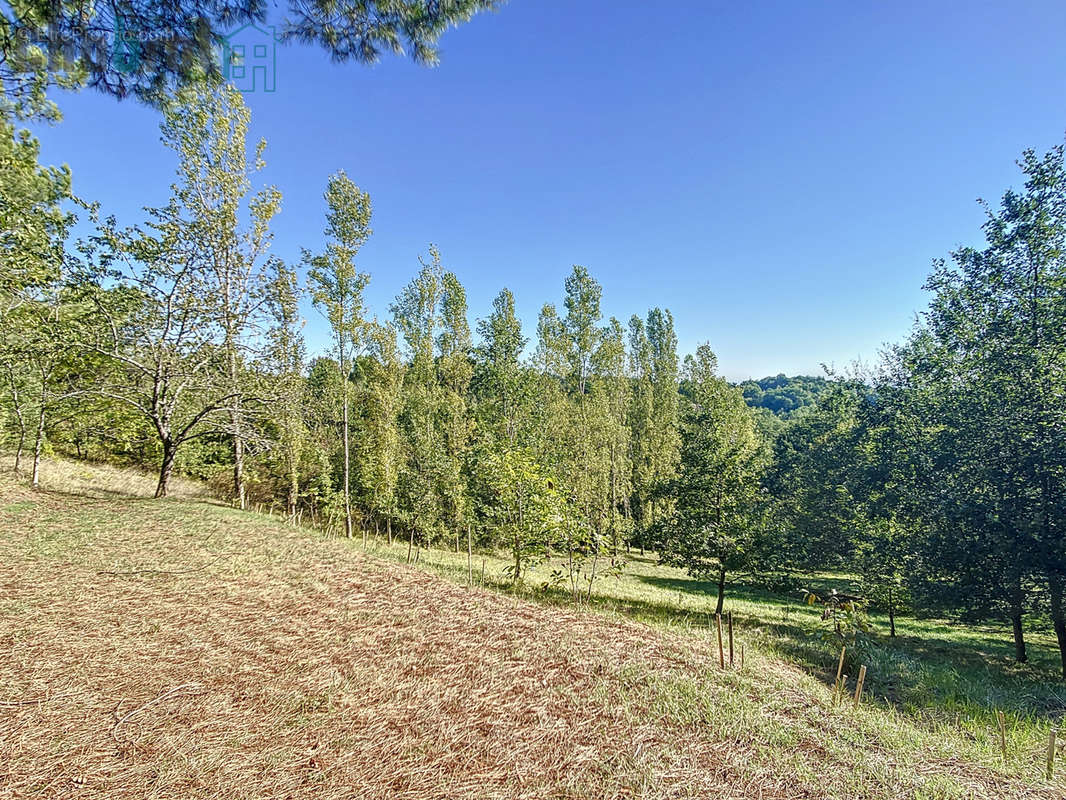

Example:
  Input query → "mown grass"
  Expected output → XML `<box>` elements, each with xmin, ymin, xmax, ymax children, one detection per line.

<box><xmin>2</xmin><ymin>456</ymin><xmax>1064</xmax><ymax>799</ymax></box>
<box><xmin>349</xmin><ymin>531</ymin><xmax>1066</xmax><ymax>782</ymax></box>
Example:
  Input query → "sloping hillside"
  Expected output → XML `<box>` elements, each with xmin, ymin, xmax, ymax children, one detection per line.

<box><xmin>0</xmin><ymin>468</ymin><xmax>1056</xmax><ymax>799</ymax></box>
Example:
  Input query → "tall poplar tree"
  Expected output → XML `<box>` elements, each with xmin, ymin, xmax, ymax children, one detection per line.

<box><xmin>355</xmin><ymin>320</ymin><xmax>404</xmax><ymax>541</ymax></box>
<box><xmin>264</xmin><ymin>262</ymin><xmax>307</xmax><ymax>522</ymax></box>
<box><xmin>306</xmin><ymin>171</ymin><xmax>372</xmax><ymax>539</ymax></box>
<box><xmin>392</xmin><ymin>247</ymin><xmax>448</xmax><ymax>552</ymax></box>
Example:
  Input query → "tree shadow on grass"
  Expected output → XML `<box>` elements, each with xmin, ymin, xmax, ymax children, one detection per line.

<box><xmin>629</xmin><ymin>571</ymin><xmax>1065</xmax><ymax>723</ymax></box>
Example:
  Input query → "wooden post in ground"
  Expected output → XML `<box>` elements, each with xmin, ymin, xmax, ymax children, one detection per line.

<box><xmin>728</xmin><ymin>612</ymin><xmax>734</xmax><ymax>667</ymax></box>
<box><xmin>853</xmin><ymin>665</ymin><xmax>866</xmax><ymax>709</ymax></box>
<box><xmin>1047</xmin><ymin>728</ymin><xmax>1058</xmax><ymax>780</ymax></box>
<box><xmin>715</xmin><ymin>613</ymin><xmax>724</xmax><ymax>669</ymax></box>
<box><xmin>466</xmin><ymin>525</ymin><xmax>473</xmax><ymax>587</ymax></box>
<box><xmin>740</xmin><ymin>643</ymin><xmax>745</xmax><ymax>670</ymax></box>
<box><xmin>834</xmin><ymin>646</ymin><xmax>846</xmax><ymax>706</ymax></box>
<box><xmin>997</xmin><ymin>711</ymin><xmax>1008</xmax><ymax>763</ymax></box>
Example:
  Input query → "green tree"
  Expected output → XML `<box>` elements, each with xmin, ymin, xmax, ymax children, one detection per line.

<box><xmin>0</xmin><ymin>118</ymin><xmax>75</xmax><ymax>475</ymax></box>
<box><xmin>2</xmin><ymin>1</ymin><xmax>500</xmax><ymax>107</ymax></box>
<box><xmin>645</xmin><ymin>308</ymin><xmax>680</xmax><ymax>545</ymax></box>
<box><xmin>888</xmin><ymin>143</ymin><xmax>1066</xmax><ymax>672</ymax></box>
<box><xmin>477</xmin><ymin>447</ymin><xmax>561</xmax><ymax>585</ymax></box>
<box><xmin>534</xmin><ymin>266</ymin><xmax>626</xmax><ymax>600</ymax></box>
<box><xmin>160</xmin><ymin>82</ymin><xmax>283</xmax><ymax>509</ymax></box>
<box><xmin>78</xmin><ymin>87</ymin><xmax>279</xmax><ymax>497</ymax></box>
<box><xmin>627</xmin><ymin>314</ymin><xmax>655</xmax><ymax>546</ymax></box>
<box><xmin>306</xmin><ymin>171</ymin><xmax>372</xmax><ymax>539</ymax></box>
<box><xmin>263</xmin><ymin>261</ymin><xmax>307</xmax><ymax>522</ymax></box>
<box><xmin>391</xmin><ymin>247</ymin><xmax>456</xmax><ymax>554</ymax></box>
<box><xmin>658</xmin><ymin>344</ymin><xmax>766</xmax><ymax>615</ymax></box>
<box><xmin>350</xmin><ymin>321</ymin><xmax>404</xmax><ymax>542</ymax></box>
<box><xmin>473</xmin><ymin>288</ymin><xmax>531</xmax><ymax>446</ymax></box>
<box><xmin>0</xmin><ymin>119</ymin><xmax>72</xmax><ymax>314</ymax></box>
<box><xmin>437</xmin><ymin>269</ymin><xmax>474</xmax><ymax>540</ymax></box>
<box><xmin>597</xmin><ymin>316</ymin><xmax>632</xmax><ymax>555</ymax></box>
<box><xmin>765</xmin><ymin>378</ymin><xmax>869</xmax><ymax>574</ymax></box>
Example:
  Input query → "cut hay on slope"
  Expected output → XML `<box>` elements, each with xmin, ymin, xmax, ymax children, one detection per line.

<box><xmin>0</xmin><ymin>477</ymin><xmax>1055</xmax><ymax>799</ymax></box>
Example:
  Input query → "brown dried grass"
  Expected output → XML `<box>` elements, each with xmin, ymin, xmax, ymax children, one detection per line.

<box><xmin>0</xmin><ymin>474</ymin><xmax>1056</xmax><ymax>799</ymax></box>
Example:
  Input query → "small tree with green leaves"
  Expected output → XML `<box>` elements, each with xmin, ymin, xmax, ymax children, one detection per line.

<box><xmin>657</xmin><ymin>344</ymin><xmax>767</xmax><ymax>615</ymax></box>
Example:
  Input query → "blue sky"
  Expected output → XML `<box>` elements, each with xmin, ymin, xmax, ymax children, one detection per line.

<box><xmin>30</xmin><ymin>0</ymin><xmax>1066</xmax><ymax>380</ymax></box>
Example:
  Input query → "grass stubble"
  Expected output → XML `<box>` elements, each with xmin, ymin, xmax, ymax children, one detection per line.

<box><xmin>1</xmin><ymin>458</ymin><xmax>1062</xmax><ymax>799</ymax></box>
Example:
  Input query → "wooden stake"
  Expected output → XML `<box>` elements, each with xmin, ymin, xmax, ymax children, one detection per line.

<box><xmin>834</xmin><ymin>646</ymin><xmax>846</xmax><ymax>705</ymax></box>
<box><xmin>466</xmin><ymin>525</ymin><xmax>472</xmax><ymax>587</ymax></box>
<box><xmin>728</xmin><ymin>611</ymin><xmax>734</xmax><ymax>667</ymax></box>
<box><xmin>740</xmin><ymin>643</ymin><xmax>745</xmax><ymax>670</ymax></box>
<box><xmin>838</xmin><ymin>674</ymin><xmax>848</xmax><ymax>708</ymax></box>
<box><xmin>1047</xmin><ymin>728</ymin><xmax>1058</xmax><ymax>780</ymax></box>
<box><xmin>853</xmin><ymin>665</ymin><xmax>866</xmax><ymax>709</ymax></box>
<box><xmin>997</xmin><ymin>711</ymin><xmax>1007</xmax><ymax>763</ymax></box>
<box><xmin>715</xmin><ymin>613</ymin><xmax>724</xmax><ymax>669</ymax></box>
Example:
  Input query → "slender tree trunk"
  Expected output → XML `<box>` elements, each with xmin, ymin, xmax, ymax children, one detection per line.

<box><xmin>156</xmin><ymin>439</ymin><xmax>177</xmax><ymax>498</ymax></box>
<box><xmin>227</xmin><ymin>328</ymin><xmax>246</xmax><ymax>509</ymax></box>
<box><xmin>30</xmin><ymin>400</ymin><xmax>45</xmax><ymax>489</ymax></box>
<box><xmin>6</xmin><ymin>372</ymin><xmax>26</xmax><ymax>472</ymax></box>
<box><xmin>715</xmin><ymin>564</ymin><xmax>726</xmax><ymax>616</ymax></box>
<box><xmin>1009</xmin><ymin>589</ymin><xmax>1028</xmax><ymax>664</ymax></box>
<box><xmin>888</xmin><ymin>586</ymin><xmax>896</xmax><ymax>638</ymax></box>
<box><xmin>342</xmin><ymin>378</ymin><xmax>353</xmax><ymax>539</ymax></box>
<box><xmin>232</xmin><ymin>432</ymin><xmax>245</xmax><ymax>509</ymax></box>
<box><xmin>642</xmin><ymin>498</ymin><xmax>652</xmax><ymax>556</ymax></box>
<box><xmin>1048</xmin><ymin>571</ymin><xmax>1066</xmax><ymax>679</ymax></box>
<box><xmin>287</xmin><ymin>456</ymin><xmax>298</xmax><ymax>525</ymax></box>
<box><xmin>13</xmin><ymin>424</ymin><xmax>25</xmax><ymax>473</ymax></box>
<box><xmin>513</xmin><ymin>531</ymin><xmax>521</xmax><ymax>586</ymax></box>
<box><xmin>1011</xmin><ymin>612</ymin><xmax>1028</xmax><ymax>664</ymax></box>
<box><xmin>387</xmin><ymin>516</ymin><xmax>393</xmax><ymax>546</ymax></box>
<box><xmin>407</xmin><ymin>528</ymin><xmax>414</xmax><ymax>564</ymax></box>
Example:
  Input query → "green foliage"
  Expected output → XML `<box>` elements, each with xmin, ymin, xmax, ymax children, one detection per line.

<box><xmin>0</xmin><ymin>120</ymin><xmax>73</xmax><ymax>307</ymax></box>
<box><xmin>739</xmin><ymin>374</ymin><xmax>830</xmax><ymax>419</ymax></box>
<box><xmin>475</xmin><ymin>446</ymin><xmax>560</xmax><ymax>584</ymax></box>
<box><xmin>805</xmin><ymin>589</ymin><xmax>877</xmax><ymax>665</ymax></box>
<box><xmin>1</xmin><ymin>0</ymin><xmax>498</xmax><ymax>108</ymax></box>
<box><xmin>887</xmin><ymin>143</ymin><xmax>1066</xmax><ymax>673</ymax></box>
<box><xmin>306</xmin><ymin>170</ymin><xmax>372</xmax><ymax>536</ymax></box>
<box><xmin>15</xmin><ymin>82</ymin><xmax>1066</xmax><ymax>679</ymax></box>
<box><xmin>656</xmin><ymin>344</ymin><xmax>767</xmax><ymax>612</ymax></box>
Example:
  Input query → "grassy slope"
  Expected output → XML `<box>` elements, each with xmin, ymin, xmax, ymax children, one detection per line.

<box><xmin>0</xmin><ymin>460</ymin><xmax>1061</xmax><ymax>799</ymax></box>
<box><xmin>405</xmin><ymin>544</ymin><xmax>1065</xmax><ymax>742</ymax></box>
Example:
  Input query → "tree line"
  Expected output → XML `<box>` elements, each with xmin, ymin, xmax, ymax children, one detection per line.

<box><xmin>3</xmin><ymin>83</ymin><xmax>1066</xmax><ymax>677</ymax></box>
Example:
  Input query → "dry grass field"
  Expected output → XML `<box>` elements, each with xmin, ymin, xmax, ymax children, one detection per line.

<box><xmin>1</xmin><ymin>460</ymin><xmax>1061</xmax><ymax>799</ymax></box>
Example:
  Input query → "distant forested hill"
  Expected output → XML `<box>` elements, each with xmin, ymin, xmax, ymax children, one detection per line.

<box><xmin>737</xmin><ymin>374</ymin><xmax>829</xmax><ymax>419</ymax></box>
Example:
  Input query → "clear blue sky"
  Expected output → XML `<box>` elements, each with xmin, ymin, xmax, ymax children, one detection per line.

<box><xmin>29</xmin><ymin>0</ymin><xmax>1066</xmax><ymax>380</ymax></box>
